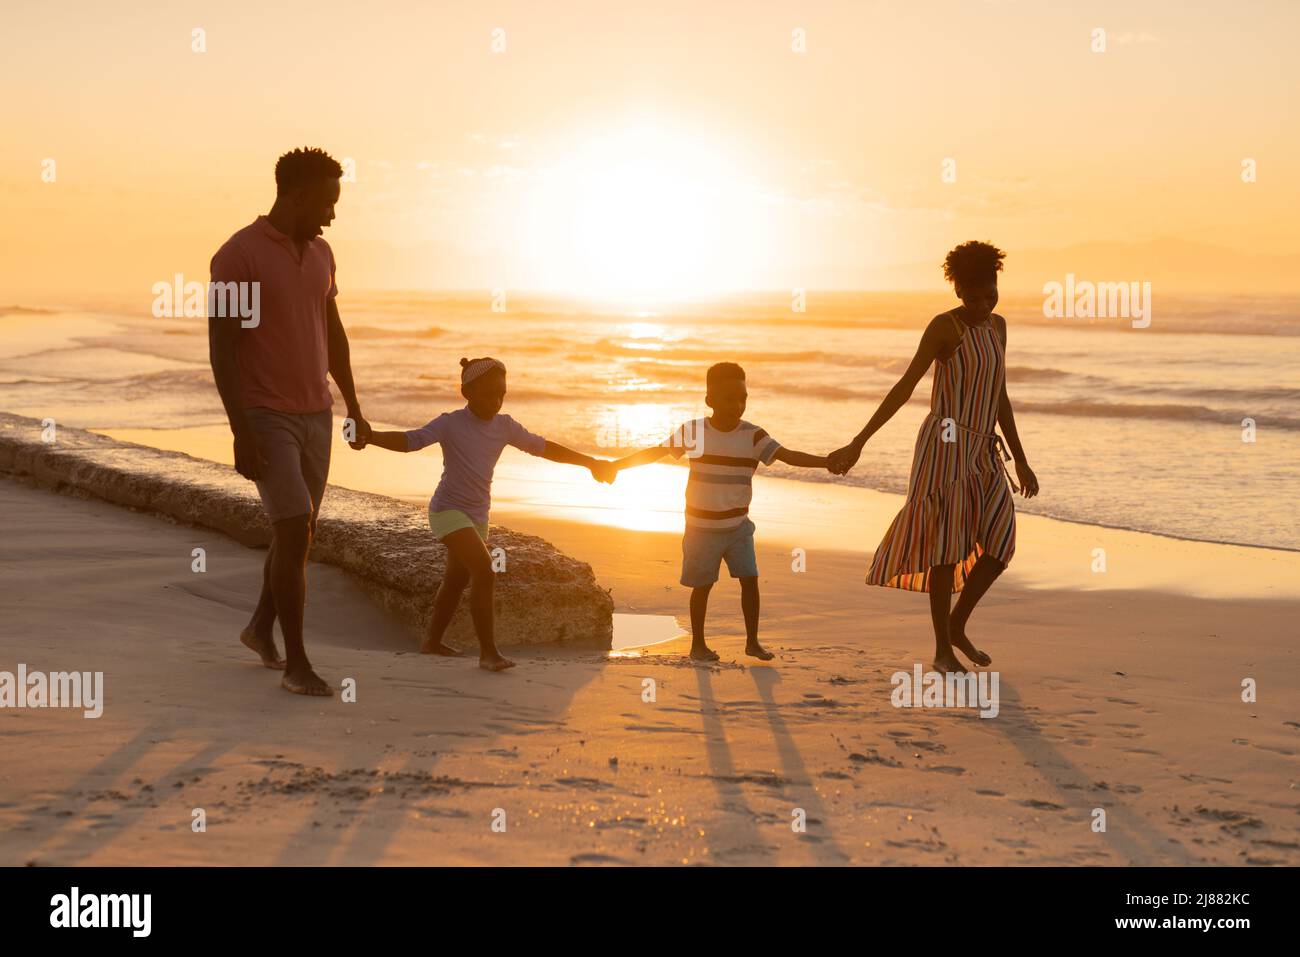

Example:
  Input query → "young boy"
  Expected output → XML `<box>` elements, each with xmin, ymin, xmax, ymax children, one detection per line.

<box><xmin>613</xmin><ymin>362</ymin><xmax>831</xmax><ymax>662</ymax></box>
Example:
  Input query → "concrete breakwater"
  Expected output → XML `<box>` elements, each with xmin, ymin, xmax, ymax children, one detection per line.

<box><xmin>0</xmin><ymin>413</ymin><xmax>614</xmax><ymax>648</ymax></box>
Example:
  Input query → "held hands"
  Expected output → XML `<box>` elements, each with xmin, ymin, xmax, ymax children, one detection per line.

<box><xmin>827</xmin><ymin>442</ymin><xmax>862</xmax><ymax>476</ymax></box>
<box><xmin>589</xmin><ymin>459</ymin><xmax>618</xmax><ymax>484</ymax></box>
<box><xmin>346</xmin><ymin>413</ymin><xmax>372</xmax><ymax>451</ymax></box>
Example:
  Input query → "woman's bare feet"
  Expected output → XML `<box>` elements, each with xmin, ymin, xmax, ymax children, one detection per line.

<box><xmin>689</xmin><ymin>643</ymin><xmax>720</xmax><ymax>662</ymax></box>
<box><xmin>420</xmin><ymin>639</ymin><xmax>463</xmax><ymax>656</ymax></box>
<box><xmin>240</xmin><ymin>627</ymin><xmax>286</xmax><ymax>670</ymax></box>
<box><xmin>948</xmin><ymin>621</ymin><xmax>992</xmax><ymax>667</ymax></box>
<box><xmin>930</xmin><ymin>652</ymin><xmax>967</xmax><ymax>674</ymax></box>
<box><xmin>479</xmin><ymin>653</ymin><xmax>516</xmax><ymax>672</ymax></box>
<box><xmin>281</xmin><ymin>666</ymin><xmax>333</xmax><ymax>696</ymax></box>
<box><xmin>745</xmin><ymin>640</ymin><xmax>775</xmax><ymax>661</ymax></box>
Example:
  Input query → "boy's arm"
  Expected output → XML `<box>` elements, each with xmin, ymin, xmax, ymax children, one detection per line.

<box><xmin>365</xmin><ymin>430</ymin><xmax>412</xmax><ymax>453</ymax></box>
<box><xmin>613</xmin><ymin>445</ymin><xmax>674</xmax><ymax>470</ymax></box>
<box><xmin>773</xmin><ymin>447</ymin><xmax>828</xmax><ymax>469</ymax></box>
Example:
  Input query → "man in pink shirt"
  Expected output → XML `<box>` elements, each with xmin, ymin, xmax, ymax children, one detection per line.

<box><xmin>209</xmin><ymin>147</ymin><xmax>370</xmax><ymax>696</ymax></box>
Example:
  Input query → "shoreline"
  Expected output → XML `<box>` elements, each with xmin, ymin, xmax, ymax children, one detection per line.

<box><xmin>84</xmin><ymin>423</ymin><xmax>1299</xmax><ymax>556</ymax></box>
<box><xmin>98</xmin><ymin>422</ymin><xmax>1300</xmax><ymax>602</ymax></box>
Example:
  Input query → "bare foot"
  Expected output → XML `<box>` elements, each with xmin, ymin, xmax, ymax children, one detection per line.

<box><xmin>929</xmin><ymin>653</ymin><xmax>967</xmax><ymax>674</ymax></box>
<box><xmin>281</xmin><ymin>666</ymin><xmax>333</xmax><ymax>696</ymax></box>
<box><xmin>745</xmin><ymin>641</ymin><xmax>775</xmax><ymax>661</ymax></box>
<box><xmin>689</xmin><ymin>644</ymin><xmax>720</xmax><ymax>662</ymax></box>
<box><xmin>240</xmin><ymin>627</ymin><xmax>286</xmax><ymax>670</ymax></box>
<box><xmin>420</xmin><ymin>639</ymin><xmax>463</xmax><ymax>656</ymax></box>
<box><xmin>948</xmin><ymin>622</ymin><xmax>991</xmax><ymax>667</ymax></box>
<box><xmin>479</xmin><ymin>654</ymin><xmax>516</xmax><ymax>672</ymax></box>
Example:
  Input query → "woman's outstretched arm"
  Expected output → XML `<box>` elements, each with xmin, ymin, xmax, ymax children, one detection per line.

<box><xmin>828</xmin><ymin>316</ymin><xmax>953</xmax><ymax>474</ymax></box>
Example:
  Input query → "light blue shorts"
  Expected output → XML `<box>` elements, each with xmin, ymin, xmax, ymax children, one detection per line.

<box><xmin>680</xmin><ymin>519</ymin><xmax>758</xmax><ymax>587</ymax></box>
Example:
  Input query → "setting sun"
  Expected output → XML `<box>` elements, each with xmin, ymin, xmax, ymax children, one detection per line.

<box><xmin>524</xmin><ymin>122</ymin><xmax>768</xmax><ymax>299</ymax></box>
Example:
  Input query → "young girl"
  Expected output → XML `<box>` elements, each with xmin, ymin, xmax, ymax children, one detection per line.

<box><xmin>360</xmin><ymin>356</ymin><xmax>616</xmax><ymax>671</ymax></box>
<box><xmin>828</xmin><ymin>242</ymin><xmax>1039</xmax><ymax>673</ymax></box>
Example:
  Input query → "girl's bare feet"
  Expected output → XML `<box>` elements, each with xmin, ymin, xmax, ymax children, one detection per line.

<box><xmin>745</xmin><ymin>640</ymin><xmax>775</xmax><ymax>661</ymax></box>
<box><xmin>479</xmin><ymin>654</ymin><xmax>516</xmax><ymax>672</ymax></box>
<box><xmin>240</xmin><ymin>627</ymin><xmax>286</xmax><ymax>670</ymax></box>
<box><xmin>281</xmin><ymin>666</ymin><xmax>333</xmax><ymax>696</ymax></box>
<box><xmin>689</xmin><ymin>644</ymin><xmax>720</xmax><ymax>662</ymax></box>
<box><xmin>420</xmin><ymin>639</ymin><xmax>463</xmax><ymax>656</ymax></box>
<box><xmin>948</xmin><ymin>621</ymin><xmax>992</xmax><ymax>667</ymax></box>
<box><xmin>930</xmin><ymin>652</ymin><xmax>967</xmax><ymax>674</ymax></box>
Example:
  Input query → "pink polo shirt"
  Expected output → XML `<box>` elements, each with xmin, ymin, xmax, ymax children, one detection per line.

<box><xmin>209</xmin><ymin>216</ymin><xmax>337</xmax><ymax>414</ymax></box>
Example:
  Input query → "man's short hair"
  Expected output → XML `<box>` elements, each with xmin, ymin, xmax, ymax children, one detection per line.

<box><xmin>706</xmin><ymin>362</ymin><xmax>746</xmax><ymax>393</ymax></box>
<box><xmin>275</xmin><ymin>147</ymin><xmax>343</xmax><ymax>193</ymax></box>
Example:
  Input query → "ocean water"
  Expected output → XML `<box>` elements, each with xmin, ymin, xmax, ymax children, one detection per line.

<box><xmin>1</xmin><ymin>292</ymin><xmax>1297</xmax><ymax>551</ymax></box>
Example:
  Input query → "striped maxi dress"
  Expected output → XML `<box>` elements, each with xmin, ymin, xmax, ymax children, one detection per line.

<box><xmin>866</xmin><ymin>310</ymin><xmax>1017</xmax><ymax>593</ymax></box>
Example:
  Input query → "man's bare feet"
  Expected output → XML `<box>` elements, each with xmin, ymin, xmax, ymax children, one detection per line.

<box><xmin>689</xmin><ymin>644</ymin><xmax>720</xmax><ymax>662</ymax></box>
<box><xmin>948</xmin><ymin>622</ymin><xmax>992</xmax><ymax>667</ymax></box>
<box><xmin>929</xmin><ymin>652</ymin><xmax>967</xmax><ymax>674</ymax></box>
<box><xmin>745</xmin><ymin>641</ymin><xmax>775</xmax><ymax>661</ymax></box>
<box><xmin>420</xmin><ymin>639</ymin><xmax>463</xmax><ymax>656</ymax></box>
<box><xmin>281</xmin><ymin>666</ymin><xmax>334</xmax><ymax>696</ymax></box>
<box><xmin>240</xmin><ymin>627</ymin><xmax>286</xmax><ymax>670</ymax></box>
<box><xmin>479</xmin><ymin>654</ymin><xmax>516</xmax><ymax>672</ymax></box>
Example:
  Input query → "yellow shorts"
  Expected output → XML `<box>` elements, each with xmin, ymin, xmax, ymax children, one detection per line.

<box><xmin>428</xmin><ymin>508</ymin><xmax>488</xmax><ymax>542</ymax></box>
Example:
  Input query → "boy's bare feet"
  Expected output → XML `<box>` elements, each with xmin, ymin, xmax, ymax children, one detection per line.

<box><xmin>479</xmin><ymin>654</ymin><xmax>516</xmax><ymax>672</ymax></box>
<box><xmin>948</xmin><ymin>622</ymin><xmax>992</xmax><ymax>667</ymax></box>
<box><xmin>420</xmin><ymin>639</ymin><xmax>463</xmax><ymax>656</ymax></box>
<box><xmin>240</xmin><ymin>627</ymin><xmax>286</xmax><ymax>670</ymax></box>
<box><xmin>745</xmin><ymin>640</ymin><xmax>775</xmax><ymax>661</ymax></box>
<box><xmin>929</xmin><ymin>652</ymin><xmax>967</xmax><ymax>674</ymax></box>
<box><xmin>689</xmin><ymin>644</ymin><xmax>720</xmax><ymax>662</ymax></box>
<box><xmin>281</xmin><ymin>666</ymin><xmax>333</xmax><ymax>696</ymax></box>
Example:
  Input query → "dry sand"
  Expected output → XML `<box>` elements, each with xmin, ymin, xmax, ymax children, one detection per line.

<box><xmin>1</xmin><ymin>476</ymin><xmax>1297</xmax><ymax>866</ymax></box>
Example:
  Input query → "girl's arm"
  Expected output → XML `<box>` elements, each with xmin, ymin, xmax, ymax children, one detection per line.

<box><xmin>993</xmin><ymin>317</ymin><xmax>1039</xmax><ymax>497</ymax></box>
<box><xmin>828</xmin><ymin>316</ymin><xmax>954</xmax><ymax>474</ymax></box>
<box><xmin>773</xmin><ymin>447</ymin><xmax>828</xmax><ymax>469</ymax></box>
<box><xmin>365</xmin><ymin>430</ymin><xmax>412</xmax><ymax>452</ymax></box>
<box><xmin>540</xmin><ymin>440</ymin><xmax>616</xmax><ymax>483</ymax></box>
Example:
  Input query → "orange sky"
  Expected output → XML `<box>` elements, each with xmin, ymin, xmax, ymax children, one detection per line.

<box><xmin>2</xmin><ymin>0</ymin><xmax>1297</xmax><ymax>302</ymax></box>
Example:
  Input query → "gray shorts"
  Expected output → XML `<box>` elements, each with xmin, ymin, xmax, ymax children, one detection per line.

<box><xmin>680</xmin><ymin>519</ymin><xmax>759</xmax><ymax>587</ymax></box>
<box><xmin>244</xmin><ymin>406</ymin><xmax>332</xmax><ymax>527</ymax></box>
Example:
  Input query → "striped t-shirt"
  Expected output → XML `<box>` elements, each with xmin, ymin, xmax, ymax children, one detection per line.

<box><xmin>661</xmin><ymin>418</ymin><xmax>781</xmax><ymax>530</ymax></box>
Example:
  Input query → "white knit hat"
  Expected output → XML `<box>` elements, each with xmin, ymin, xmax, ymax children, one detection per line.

<box><xmin>460</xmin><ymin>356</ymin><xmax>506</xmax><ymax>385</ymax></box>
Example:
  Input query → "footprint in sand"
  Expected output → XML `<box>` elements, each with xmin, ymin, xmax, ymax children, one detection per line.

<box><xmin>848</xmin><ymin>750</ymin><xmax>903</xmax><ymax>769</ymax></box>
<box><xmin>1016</xmin><ymin>799</ymin><xmax>1066</xmax><ymax>811</ymax></box>
<box><xmin>570</xmin><ymin>853</ymin><xmax>634</xmax><ymax>866</ymax></box>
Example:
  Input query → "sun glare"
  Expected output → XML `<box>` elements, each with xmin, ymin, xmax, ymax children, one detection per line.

<box><xmin>526</xmin><ymin>122</ymin><xmax>766</xmax><ymax>301</ymax></box>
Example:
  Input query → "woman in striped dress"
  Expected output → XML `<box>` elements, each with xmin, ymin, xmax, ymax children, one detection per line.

<box><xmin>828</xmin><ymin>242</ymin><xmax>1039</xmax><ymax>673</ymax></box>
